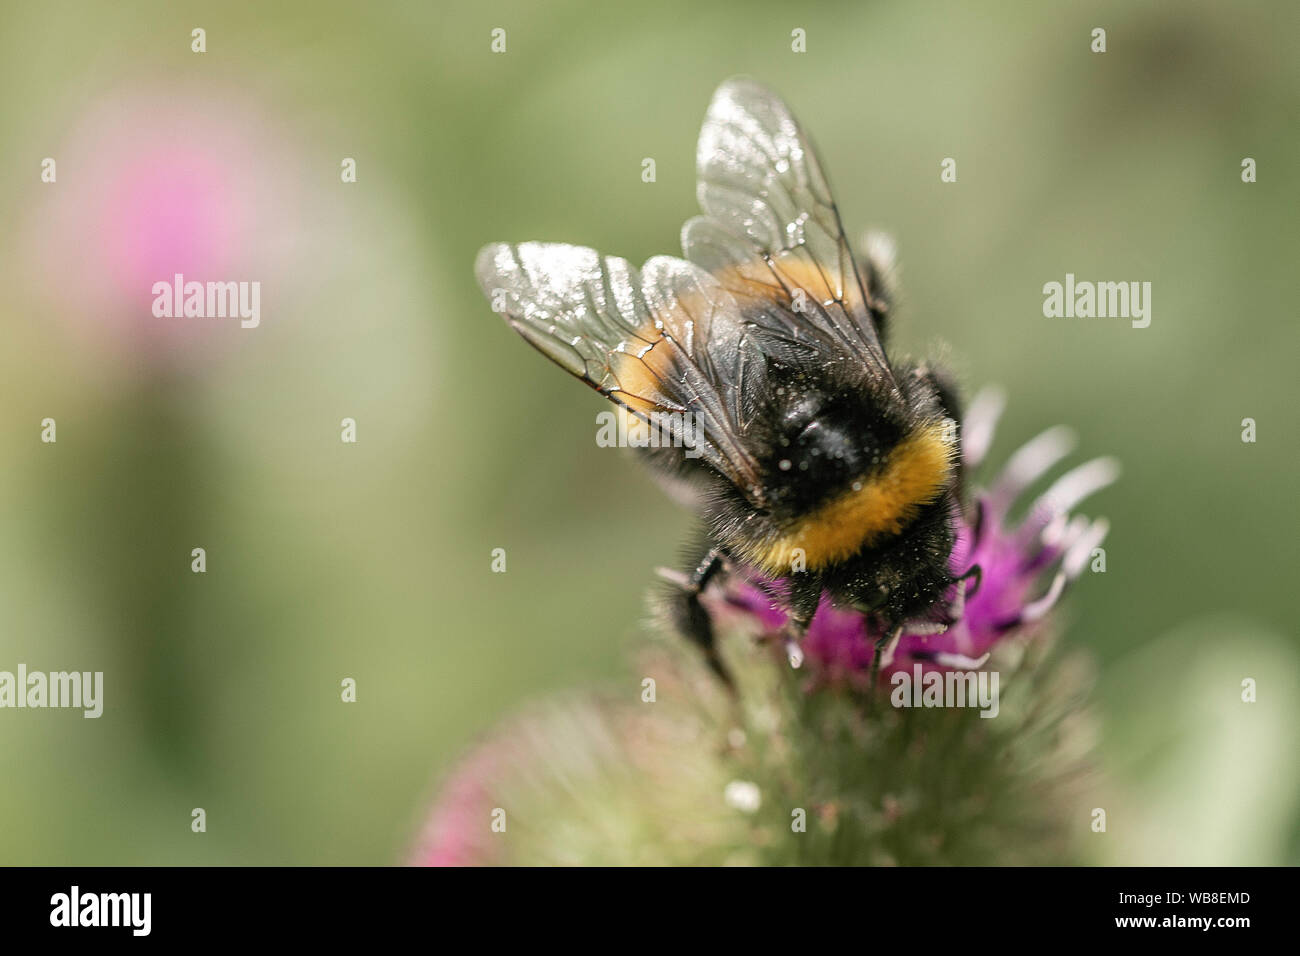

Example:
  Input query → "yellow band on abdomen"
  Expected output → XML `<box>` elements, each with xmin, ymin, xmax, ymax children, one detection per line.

<box><xmin>748</xmin><ymin>421</ymin><xmax>954</xmax><ymax>574</ymax></box>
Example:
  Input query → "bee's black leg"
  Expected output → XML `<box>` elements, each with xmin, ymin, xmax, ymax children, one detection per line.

<box><xmin>657</xmin><ymin>549</ymin><xmax>733</xmax><ymax>688</ymax></box>
<box><xmin>778</xmin><ymin>578</ymin><xmax>822</xmax><ymax>668</ymax></box>
<box><xmin>870</xmin><ymin>623</ymin><xmax>905</xmax><ymax>686</ymax></box>
<box><xmin>779</xmin><ymin>617</ymin><xmax>811</xmax><ymax>669</ymax></box>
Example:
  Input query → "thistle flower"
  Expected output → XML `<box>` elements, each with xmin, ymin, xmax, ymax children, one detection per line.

<box><xmin>414</xmin><ymin>388</ymin><xmax>1113</xmax><ymax>866</ymax></box>
<box><xmin>20</xmin><ymin>85</ymin><xmax>299</xmax><ymax>371</ymax></box>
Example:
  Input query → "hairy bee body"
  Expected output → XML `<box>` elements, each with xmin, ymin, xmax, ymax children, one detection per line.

<box><xmin>657</xmin><ymin>351</ymin><xmax>961</xmax><ymax>627</ymax></box>
<box><xmin>476</xmin><ymin>78</ymin><xmax>972</xmax><ymax>677</ymax></box>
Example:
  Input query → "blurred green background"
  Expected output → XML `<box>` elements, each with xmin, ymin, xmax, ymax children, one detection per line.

<box><xmin>1</xmin><ymin>0</ymin><xmax>1296</xmax><ymax>864</ymax></box>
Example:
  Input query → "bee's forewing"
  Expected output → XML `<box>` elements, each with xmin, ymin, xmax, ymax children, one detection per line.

<box><xmin>475</xmin><ymin>241</ymin><xmax>768</xmax><ymax>500</ymax></box>
<box><xmin>684</xmin><ymin>77</ymin><xmax>897</xmax><ymax>389</ymax></box>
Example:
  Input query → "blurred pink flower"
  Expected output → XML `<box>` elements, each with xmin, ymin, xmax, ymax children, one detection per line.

<box><xmin>411</xmin><ymin>745</ymin><xmax>508</xmax><ymax>867</ymax></box>
<box><xmin>24</xmin><ymin>85</ymin><xmax>296</xmax><ymax>368</ymax></box>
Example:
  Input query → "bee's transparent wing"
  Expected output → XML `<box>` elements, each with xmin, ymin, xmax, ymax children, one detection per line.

<box><xmin>476</xmin><ymin>241</ymin><xmax>768</xmax><ymax>501</ymax></box>
<box><xmin>683</xmin><ymin>77</ymin><xmax>897</xmax><ymax>387</ymax></box>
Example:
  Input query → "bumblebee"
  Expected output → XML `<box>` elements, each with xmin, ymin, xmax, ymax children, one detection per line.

<box><xmin>476</xmin><ymin>78</ymin><xmax>972</xmax><ymax>682</ymax></box>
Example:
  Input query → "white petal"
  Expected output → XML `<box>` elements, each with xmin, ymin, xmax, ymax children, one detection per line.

<box><xmin>1021</xmin><ymin>571</ymin><xmax>1066</xmax><ymax>623</ymax></box>
<box><xmin>1035</xmin><ymin>457</ymin><xmax>1121</xmax><ymax>518</ymax></box>
<box><xmin>1063</xmin><ymin>518</ymin><xmax>1110</xmax><ymax>579</ymax></box>
<box><xmin>786</xmin><ymin>640</ymin><xmax>805</xmax><ymax>669</ymax></box>
<box><xmin>932</xmin><ymin>651</ymin><xmax>991</xmax><ymax>669</ymax></box>
<box><xmin>961</xmin><ymin>386</ymin><xmax>1006</xmax><ymax>469</ymax></box>
<box><xmin>990</xmin><ymin>426</ymin><xmax>1076</xmax><ymax>505</ymax></box>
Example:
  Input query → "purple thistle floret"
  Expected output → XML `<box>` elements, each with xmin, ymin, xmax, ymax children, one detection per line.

<box><xmin>712</xmin><ymin>388</ymin><xmax>1118</xmax><ymax>685</ymax></box>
